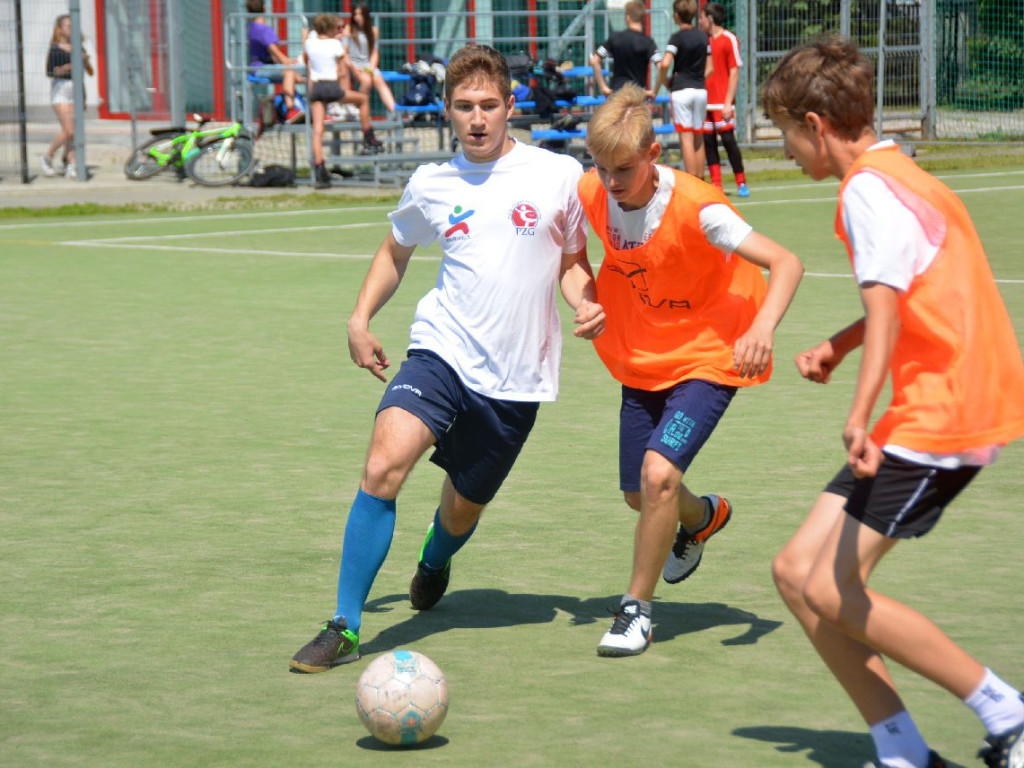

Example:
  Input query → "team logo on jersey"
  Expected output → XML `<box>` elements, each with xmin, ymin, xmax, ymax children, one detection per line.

<box><xmin>444</xmin><ymin>205</ymin><xmax>475</xmax><ymax>240</ymax></box>
<box><xmin>509</xmin><ymin>201</ymin><xmax>541</xmax><ymax>235</ymax></box>
<box><xmin>606</xmin><ymin>258</ymin><xmax>691</xmax><ymax>309</ymax></box>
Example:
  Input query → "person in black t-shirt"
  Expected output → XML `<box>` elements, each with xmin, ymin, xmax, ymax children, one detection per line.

<box><xmin>43</xmin><ymin>14</ymin><xmax>93</xmax><ymax>179</ymax></box>
<box><xmin>652</xmin><ymin>0</ymin><xmax>711</xmax><ymax>177</ymax></box>
<box><xmin>590</xmin><ymin>0</ymin><xmax>659</xmax><ymax>96</ymax></box>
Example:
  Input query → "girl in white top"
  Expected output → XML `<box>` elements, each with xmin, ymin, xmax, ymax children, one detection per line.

<box><xmin>303</xmin><ymin>14</ymin><xmax>380</xmax><ymax>184</ymax></box>
<box><xmin>342</xmin><ymin>3</ymin><xmax>396</xmax><ymax>113</ymax></box>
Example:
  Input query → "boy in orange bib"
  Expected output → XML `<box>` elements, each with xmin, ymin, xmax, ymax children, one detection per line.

<box><xmin>763</xmin><ymin>36</ymin><xmax>1024</xmax><ymax>768</ymax></box>
<box><xmin>579</xmin><ymin>83</ymin><xmax>803</xmax><ymax>657</ymax></box>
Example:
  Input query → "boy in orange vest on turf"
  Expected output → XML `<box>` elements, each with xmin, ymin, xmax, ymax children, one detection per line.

<box><xmin>763</xmin><ymin>36</ymin><xmax>1024</xmax><ymax>768</ymax></box>
<box><xmin>577</xmin><ymin>83</ymin><xmax>804</xmax><ymax>657</ymax></box>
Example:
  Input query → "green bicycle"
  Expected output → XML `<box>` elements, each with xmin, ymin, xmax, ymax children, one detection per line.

<box><xmin>124</xmin><ymin>114</ymin><xmax>257</xmax><ymax>186</ymax></box>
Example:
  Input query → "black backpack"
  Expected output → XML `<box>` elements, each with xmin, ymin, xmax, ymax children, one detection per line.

<box><xmin>250</xmin><ymin>164</ymin><xmax>295</xmax><ymax>187</ymax></box>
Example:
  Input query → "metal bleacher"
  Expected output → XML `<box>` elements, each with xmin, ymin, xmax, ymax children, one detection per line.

<box><xmin>225</xmin><ymin>6</ymin><xmax>677</xmax><ymax>187</ymax></box>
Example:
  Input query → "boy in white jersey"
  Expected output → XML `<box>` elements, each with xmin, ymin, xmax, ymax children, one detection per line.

<box><xmin>578</xmin><ymin>83</ymin><xmax>803</xmax><ymax>657</ymax></box>
<box><xmin>290</xmin><ymin>44</ymin><xmax>606</xmax><ymax>673</ymax></box>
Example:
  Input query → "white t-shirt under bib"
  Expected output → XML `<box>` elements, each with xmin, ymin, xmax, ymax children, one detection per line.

<box><xmin>605</xmin><ymin>164</ymin><xmax>753</xmax><ymax>255</ymax></box>
<box><xmin>389</xmin><ymin>140</ymin><xmax>588</xmax><ymax>402</ymax></box>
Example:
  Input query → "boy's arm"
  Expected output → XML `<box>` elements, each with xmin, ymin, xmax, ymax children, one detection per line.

<box><xmin>590</xmin><ymin>51</ymin><xmax>612</xmax><ymax>96</ymax></box>
<box><xmin>268</xmin><ymin>41</ymin><xmax>292</xmax><ymax>65</ymax></box>
<box><xmin>653</xmin><ymin>53</ymin><xmax>673</xmax><ymax>94</ymax></box>
<box><xmin>559</xmin><ymin>248</ymin><xmax>605</xmax><ymax>340</ymax></box>
<box><xmin>844</xmin><ymin>282</ymin><xmax>900</xmax><ymax>477</ymax></box>
<box><xmin>724</xmin><ymin>64</ymin><xmax>739</xmax><ymax>119</ymax></box>
<box><xmin>730</xmin><ymin>230</ymin><xmax>804</xmax><ymax>377</ymax></box>
<box><xmin>347</xmin><ymin>233</ymin><xmax>417</xmax><ymax>382</ymax></box>
<box><xmin>795</xmin><ymin>318</ymin><xmax>864</xmax><ymax>384</ymax></box>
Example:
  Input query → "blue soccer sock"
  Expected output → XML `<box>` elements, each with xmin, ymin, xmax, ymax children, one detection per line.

<box><xmin>419</xmin><ymin>507</ymin><xmax>477</xmax><ymax>573</ymax></box>
<box><xmin>334</xmin><ymin>489</ymin><xmax>396</xmax><ymax>634</ymax></box>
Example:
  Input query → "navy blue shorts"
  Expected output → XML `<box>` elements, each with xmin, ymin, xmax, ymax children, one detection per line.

<box><xmin>618</xmin><ymin>379</ymin><xmax>737</xmax><ymax>493</ymax></box>
<box><xmin>825</xmin><ymin>455</ymin><xmax>980</xmax><ymax>539</ymax></box>
<box><xmin>376</xmin><ymin>349</ymin><xmax>539</xmax><ymax>505</ymax></box>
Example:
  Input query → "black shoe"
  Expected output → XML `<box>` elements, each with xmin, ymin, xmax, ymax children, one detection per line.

<box><xmin>409</xmin><ymin>524</ymin><xmax>450</xmax><ymax>611</ymax></box>
<box><xmin>978</xmin><ymin>709</ymin><xmax>1024</xmax><ymax>768</ymax></box>
<box><xmin>289</xmin><ymin>619</ymin><xmax>359</xmax><ymax>673</ymax></box>
<box><xmin>363</xmin><ymin>129</ymin><xmax>384</xmax><ymax>154</ymax></box>
<box><xmin>313</xmin><ymin>163</ymin><xmax>330</xmax><ymax>189</ymax></box>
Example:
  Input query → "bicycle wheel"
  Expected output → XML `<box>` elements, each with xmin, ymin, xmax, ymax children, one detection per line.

<box><xmin>124</xmin><ymin>132</ymin><xmax>182</xmax><ymax>180</ymax></box>
<box><xmin>183</xmin><ymin>136</ymin><xmax>256</xmax><ymax>187</ymax></box>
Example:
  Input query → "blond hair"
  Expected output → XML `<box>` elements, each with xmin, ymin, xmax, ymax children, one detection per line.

<box><xmin>585</xmin><ymin>83</ymin><xmax>655</xmax><ymax>161</ymax></box>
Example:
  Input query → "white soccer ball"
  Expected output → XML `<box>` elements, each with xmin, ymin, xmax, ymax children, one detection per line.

<box><xmin>355</xmin><ymin>650</ymin><xmax>449</xmax><ymax>745</ymax></box>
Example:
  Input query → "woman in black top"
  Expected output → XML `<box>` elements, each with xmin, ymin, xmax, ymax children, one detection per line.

<box><xmin>43</xmin><ymin>14</ymin><xmax>93</xmax><ymax>178</ymax></box>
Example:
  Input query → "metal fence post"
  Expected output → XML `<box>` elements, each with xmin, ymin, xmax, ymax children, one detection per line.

<box><xmin>14</xmin><ymin>0</ymin><xmax>29</xmax><ymax>184</ymax></box>
<box><xmin>167</xmin><ymin>0</ymin><xmax>185</xmax><ymax>127</ymax></box>
<box><xmin>70</xmin><ymin>0</ymin><xmax>87</xmax><ymax>182</ymax></box>
<box><xmin>875</xmin><ymin>0</ymin><xmax>886</xmax><ymax>140</ymax></box>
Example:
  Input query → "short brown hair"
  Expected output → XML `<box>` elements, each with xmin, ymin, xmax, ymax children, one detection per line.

<box><xmin>313</xmin><ymin>13</ymin><xmax>340</xmax><ymax>37</ymax></box>
<box><xmin>444</xmin><ymin>44</ymin><xmax>511</xmax><ymax>103</ymax></box>
<box><xmin>585</xmin><ymin>83</ymin><xmax>655</xmax><ymax>161</ymax></box>
<box><xmin>761</xmin><ymin>36</ymin><xmax>875</xmax><ymax>140</ymax></box>
<box><xmin>673</xmin><ymin>0</ymin><xmax>698</xmax><ymax>24</ymax></box>
<box><xmin>624</xmin><ymin>0</ymin><xmax>646</xmax><ymax>24</ymax></box>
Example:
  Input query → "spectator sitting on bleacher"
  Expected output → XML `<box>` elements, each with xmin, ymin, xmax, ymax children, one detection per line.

<box><xmin>304</xmin><ymin>13</ymin><xmax>383</xmax><ymax>188</ymax></box>
<box><xmin>590</xmin><ymin>0</ymin><xmax>659</xmax><ymax>96</ymax></box>
<box><xmin>247</xmin><ymin>0</ymin><xmax>304</xmax><ymax>123</ymax></box>
<box><xmin>342</xmin><ymin>3</ymin><xmax>397</xmax><ymax>116</ymax></box>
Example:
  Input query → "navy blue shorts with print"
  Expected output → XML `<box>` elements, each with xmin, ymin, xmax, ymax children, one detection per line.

<box><xmin>618</xmin><ymin>379</ymin><xmax>737</xmax><ymax>493</ymax></box>
<box><xmin>376</xmin><ymin>349</ymin><xmax>539</xmax><ymax>506</ymax></box>
<box><xmin>825</xmin><ymin>454</ymin><xmax>980</xmax><ymax>539</ymax></box>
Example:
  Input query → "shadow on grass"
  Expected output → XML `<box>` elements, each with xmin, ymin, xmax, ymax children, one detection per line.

<box><xmin>732</xmin><ymin>726</ymin><xmax>966</xmax><ymax>768</ymax></box>
<box><xmin>360</xmin><ymin>588</ymin><xmax>781</xmax><ymax>654</ymax></box>
<box><xmin>356</xmin><ymin>734</ymin><xmax>449</xmax><ymax>751</ymax></box>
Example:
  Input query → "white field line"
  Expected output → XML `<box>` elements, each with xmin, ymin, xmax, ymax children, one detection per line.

<box><xmin>43</xmin><ymin>177</ymin><xmax>1024</xmax><ymax>283</ymax></box>
<box><xmin>62</xmin><ymin>220</ymin><xmax>387</xmax><ymax>244</ymax></box>
<box><xmin>79</xmin><ymin>241</ymin><xmax>440</xmax><ymax>261</ymax></box>
<box><xmin>0</xmin><ymin>204</ymin><xmax>393</xmax><ymax>231</ymax></box>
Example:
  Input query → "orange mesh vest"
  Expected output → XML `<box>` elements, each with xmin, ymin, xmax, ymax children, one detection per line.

<box><xmin>836</xmin><ymin>146</ymin><xmax>1024</xmax><ymax>452</ymax></box>
<box><xmin>579</xmin><ymin>167</ymin><xmax>769</xmax><ymax>391</ymax></box>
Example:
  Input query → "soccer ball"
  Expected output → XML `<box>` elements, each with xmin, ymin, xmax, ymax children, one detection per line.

<box><xmin>355</xmin><ymin>650</ymin><xmax>449</xmax><ymax>745</ymax></box>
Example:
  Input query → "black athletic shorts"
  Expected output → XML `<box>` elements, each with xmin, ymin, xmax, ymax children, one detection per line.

<box><xmin>309</xmin><ymin>80</ymin><xmax>345</xmax><ymax>103</ymax></box>
<box><xmin>825</xmin><ymin>454</ymin><xmax>980</xmax><ymax>539</ymax></box>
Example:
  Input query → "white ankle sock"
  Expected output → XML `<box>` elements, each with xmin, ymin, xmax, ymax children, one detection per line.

<box><xmin>869</xmin><ymin>711</ymin><xmax>930</xmax><ymax>768</ymax></box>
<box><xmin>964</xmin><ymin>668</ymin><xmax>1024</xmax><ymax>736</ymax></box>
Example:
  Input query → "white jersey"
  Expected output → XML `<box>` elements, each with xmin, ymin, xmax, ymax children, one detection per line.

<box><xmin>304</xmin><ymin>34</ymin><xmax>343</xmax><ymax>82</ymax></box>
<box><xmin>389</xmin><ymin>141</ymin><xmax>587</xmax><ymax>402</ymax></box>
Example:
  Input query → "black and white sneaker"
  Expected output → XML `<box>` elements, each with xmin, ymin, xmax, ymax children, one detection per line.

<box><xmin>662</xmin><ymin>495</ymin><xmax>732</xmax><ymax>584</ymax></box>
<box><xmin>979</xmin><ymin>708</ymin><xmax>1024</xmax><ymax>768</ymax></box>
<box><xmin>597</xmin><ymin>600</ymin><xmax>652</xmax><ymax>657</ymax></box>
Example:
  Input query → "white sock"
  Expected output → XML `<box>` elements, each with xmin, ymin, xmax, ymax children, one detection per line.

<box><xmin>964</xmin><ymin>668</ymin><xmax>1024</xmax><ymax>736</ymax></box>
<box><xmin>869</xmin><ymin>711</ymin><xmax>930</xmax><ymax>768</ymax></box>
<box><xmin>622</xmin><ymin>594</ymin><xmax>651</xmax><ymax>617</ymax></box>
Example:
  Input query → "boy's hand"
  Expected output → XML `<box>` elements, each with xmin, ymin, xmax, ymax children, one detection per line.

<box><xmin>795</xmin><ymin>339</ymin><xmax>839</xmax><ymax>383</ymax></box>
<box><xmin>733</xmin><ymin>324</ymin><xmax>773</xmax><ymax>378</ymax></box>
<box><xmin>573</xmin><ymin>299</ymin><xmax>606</xmax><ymax>339</ymax></box>
<box><xmin>843</xmin><ymin>424</ymin><xmax>883</xmax><ymax>478</ymax></box>
<box><xmin>348</xmin><ymin>326</ymin><xmax>390</xmax><ymax>382</ymax></box>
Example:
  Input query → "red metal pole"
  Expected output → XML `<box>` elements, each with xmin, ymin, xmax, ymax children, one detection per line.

<box><xmin>210</xmin><ymin>0</ymin><xmax>226</xmax><ymax>120</ymax></box>
<box><xmin>527</xmin><ymin>0</ymin><xmax>537</xmax><ymax>60</ymax></box>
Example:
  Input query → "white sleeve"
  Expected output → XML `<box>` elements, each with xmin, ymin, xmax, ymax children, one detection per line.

<box><xmin>388</xmin><ymin>181</ymin><xmax>435</xmax><ymax>247</ymax></box>
<box><xmin>843</xmin><ymin>172</ymin><xmax>936</xmax><ymax>291</ymax></box>
<box><xmin>562</xmin><ymin>164</ymin><xmax>589</xmax><ymax>253</ymax></box>
<box><xmin>699</xmin><ymin>203</ymin><xmax>754</xmax><ymax>255</ymax></box>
